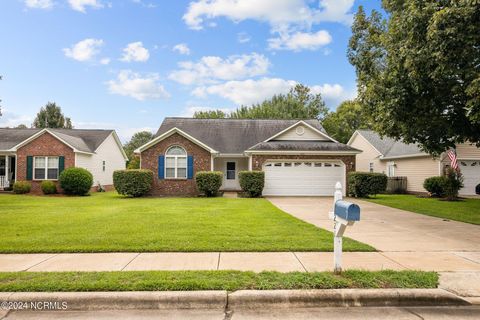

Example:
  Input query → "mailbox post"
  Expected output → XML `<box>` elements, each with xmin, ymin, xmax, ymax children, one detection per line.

<box><xmin>329</xmin><ymin>182</ymin><xmax>360</xmax><ymax>274</ymax></box>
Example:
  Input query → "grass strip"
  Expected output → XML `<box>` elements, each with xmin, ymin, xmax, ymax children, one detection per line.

<box><xmin>0</xmin><ymin>270</ymin><xmax>438</xmax><ymax>292</ymax></box>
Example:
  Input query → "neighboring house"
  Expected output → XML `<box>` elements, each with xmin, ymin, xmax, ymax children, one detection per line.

<box><xmin>135</xmin><ymin>118</ymin><xmax>360</xmax><ymax>196</ymax></box>
<box><xmin>348</xmin><ymin>130</ymin><xmax>480</xmax><ymax>195</ymax></box>
<box><xmin>0</xmin><ymin>128</ymin><xmax>127</xmax><ymax>193</ymax></box>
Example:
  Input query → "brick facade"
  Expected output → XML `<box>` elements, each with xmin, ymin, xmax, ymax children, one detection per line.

<box><xmin>16</xmin><ymin>132</ymin><xmax>75</xmax><ymax>194</ymax></box>
<box><xmin>140</xmin><ymin>133</ymin><xmax>212</xmax><ymax>196</ymax></box>
<box><xmin>251</xmin><ymin>154</ymin><xmax>356</xmax><ymax>191</ymax></box>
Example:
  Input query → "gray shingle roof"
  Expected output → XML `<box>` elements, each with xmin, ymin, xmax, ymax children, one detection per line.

<box><xmin>155</xmin><ymin>118</ymin><xmax>330</xmax><ymax>153</ymax></box>
<box><xmin>248</xmin><ymin>141</ymin><xmax>360</xmax><ymax>152</ymax></box>
<box><xmin>0</xmin><ymin>128</ymin><xmax>114</xmax><ymax>153</ymax></box>
<box><xmin>356</xmin><ymin>130</ymin><xmax>426</xmax><ymax>158</ymax></box>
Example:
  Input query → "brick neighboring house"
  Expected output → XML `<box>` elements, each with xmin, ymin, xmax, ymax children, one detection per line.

<box><xmin>135</xmin><ymin>118</ymin><xmax>360</xmax><ymax>196</ymax></box>
<box><xmin>0</xmin><ymin>128</ymin><xmax>128</xmax><ymax>193</ymax></box>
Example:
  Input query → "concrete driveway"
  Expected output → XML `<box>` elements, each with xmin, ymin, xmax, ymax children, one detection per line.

<box><xmin>267</xmin><ymin>197</ymin><xmax>480</xmax><ymax>252</ymax></box>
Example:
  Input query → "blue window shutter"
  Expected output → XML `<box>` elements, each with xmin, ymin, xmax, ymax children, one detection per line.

<box><xmin>187</xmin><ymin>155</ymin><xmax>194</xmax><ymax>179</ymax></box>
<box><xmin>158</xmin><ymin>156</ymin><xmax>165</xmax><ymax>179</ymax></box>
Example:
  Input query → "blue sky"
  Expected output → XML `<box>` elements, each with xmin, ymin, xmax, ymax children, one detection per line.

<box><xmin>0</xmin><ymin>0</ymin><xmax>381</xmax><ymax>141</ymax></box>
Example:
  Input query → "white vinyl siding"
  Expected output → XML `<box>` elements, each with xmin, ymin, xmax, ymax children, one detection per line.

<box><xmin>274</xmin><ymin>124</ymin><xmax>329</xmax><ymax>141</ymax></box>
<box><xmin>391</xmin><ymin>156</ymin><xmax>440</xmax><ymax>193</ymax></box>
<box><xmin>349</xmin><ymin>133</ymin><xmax>385</xmax><ymax>173</ymax></box>
<box><xmin>456</xmin><ymin>143</ymin><xmax>480</xmax><ymax>160</ymax></box>
<box><xmin>75</xmin><ymin>133</ymin><xmax>126</xmax><ymax>186</ymax></box>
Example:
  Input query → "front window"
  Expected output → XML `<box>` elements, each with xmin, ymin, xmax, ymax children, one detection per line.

<box><xmin>165</xmin><ymin>146</ymin><xmax>187</xmax><ymax>179</ymax></box>
<box><xmin>34</xmin><ymin>156</ymin><xmax>59</xmax><ymax>180</ymax></box>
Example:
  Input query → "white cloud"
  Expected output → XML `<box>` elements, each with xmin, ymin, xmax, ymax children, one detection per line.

<box><xmin>100</xmin><ymin>57</ymin><xmax>111</xmax><ymax>65</ymax></box>
<box><xmin>120</xmin><ymin>42</ymin><xmax>150</xmax><ymax>62</ymax></box>
<box><xmin>24</xmin><ymin>0</ymin><xmax>53</xmax><ymax>9</ymax></box>
<box><xmin>173</xmin><ymin>43</ymin><xmax>191</xmax><ymax>55</ymax></box>
<box><xmin>193</xmin><ymin>78</ymin><xmax>352</xmax><ymax>107</ymax></box>
<box><xmin>180</xmin><ymin>106</ymin><xmax>233</xmax><ymax>117</ymax></box>
<box><xmin>0</xmin><ymin>109</ymin><xmax>32</xmax><ymax>128</ymax></box>
<box><xmin>192</xmin><ymin>78</ymin><xmax>296</xmax><ymax>105</ymax></box>
<box><xmin>68</xmin><ymin>0</ymin><xmax>103</xmax><ymax>13</ymax></box>
<box><xmin>63</xmin><ymin>38</ymin><xmax>104</xmax><ymax>62</ymax></box>
<box><xmin>169</xmin><ymin>52</ymin><xmax>270</xmax><ymax>85</ymax></box>
<box><xmin>237</xmin><ymin>32</ymin><xmax>251</xmax><ymax>43</ymax></box>
<box><xmin>310</xmin><ymin>83</ymin><xmax>356</xmax><ymax>107</ymax></box>
<box><xmin>107</xmin><ymin>70</ymin><xmax>170</xmax><ymax>101</ymax></box>
<box><xmin>268</xmin><ymin>30</ymin><xmax>332</xmax><ymax>51</ymax></box>
<box><xmin>183</xmin><ymin>0</ymin><xmax>354</xmax><ymax>30</ymax></box>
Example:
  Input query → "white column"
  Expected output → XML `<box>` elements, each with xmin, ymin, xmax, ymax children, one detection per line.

<box><xmin>4</xmin><ymin>155</ymin><xmax>9</xmax><ymax>187</ymax></box>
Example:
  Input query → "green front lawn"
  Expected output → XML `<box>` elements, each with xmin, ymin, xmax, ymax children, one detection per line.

<box><xmin>0</xmin><ymin>192</ymin><xmax>373</xmax><ymax>253</ymax></box>
<box><xmin>366</xmin><ymin>194</ymin><xmax>480</xmax><ymax>225</ymax></box>
<box><xmin>0</xmin><ymin>270</ymin><xmax>438</xmax><ymax>292</ymax></box>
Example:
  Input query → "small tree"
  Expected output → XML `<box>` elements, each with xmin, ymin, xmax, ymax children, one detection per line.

<box><xmin>33</xmin><ymin>102</ymin><xmax>73</xmax><ymax>129</ymax></box>
<box><xmin>123</xmin><ymin>131</ymin><xmax>153</xmax><ymax>167</ymax></box>
<box><xmin>444</xmin><ymin>168</ymin><xmax>464</xmax><ymax>201</ymax></box>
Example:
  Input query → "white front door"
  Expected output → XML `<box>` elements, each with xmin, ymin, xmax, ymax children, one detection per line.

<box><xmin>224</xmin><ymin>161</ymin><xmax>237</xmax><ymax>190</ymax></box>
<box><xmin>263</xmin><ymin>160</ymin><xmax>345</xmax><ymax>196</ymax></box>
<box><xmin>459</xmin><ymin>160</ymin><xmax>480</xmax><ymax>195</ymax></box>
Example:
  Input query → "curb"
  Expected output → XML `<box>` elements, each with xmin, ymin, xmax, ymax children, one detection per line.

<box><xmin>228</xmin><ymin>289</ymin><xmax>470</xmax><ymax>309</ymax></box>
<box><xmin>0</xmin><ymin>289</ymin><xmax>470</xmax><ymax>312</ymax></box>
<box><xmin>3</xmin><ymin>291</ymin><xmax>227</xmax><ymax>311</ymax></box>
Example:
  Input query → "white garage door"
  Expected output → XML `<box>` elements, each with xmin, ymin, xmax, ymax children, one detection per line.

<box><xmin>263</xmin><ymin>161</ymin><xmax>345</xmax><ymax>196</ymax></box>
<box><xmin>459</xmin><ymin>160</ymin><xmax>480</xmax><ymax>195</ymax></box>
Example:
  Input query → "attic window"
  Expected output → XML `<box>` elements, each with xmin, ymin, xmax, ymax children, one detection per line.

<box><xmin>295</xmin><ymin>126</ymin><xmax>305</xmax><ymax>135</ymax></box>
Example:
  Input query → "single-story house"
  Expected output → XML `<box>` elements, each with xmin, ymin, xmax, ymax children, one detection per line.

<box><xmin>347</xmin><ymin>129</ymin><xmax>480</xmax><ymax>195</ymax></box>
<box><xmin>0</xmin><ymin>128</ymin><xmax>128</xmax><ymax>193</ymax></box>
<box><xmin>134</xmin><ymin>118</ymin><xmax>360</xmax><ymax>196</ymax></box>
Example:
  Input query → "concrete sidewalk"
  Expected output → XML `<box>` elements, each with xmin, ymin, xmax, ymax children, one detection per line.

<box><xmin>1</xmin><ymin>251</ymin><xmax>480</xmax><ymax>273</ymax></box>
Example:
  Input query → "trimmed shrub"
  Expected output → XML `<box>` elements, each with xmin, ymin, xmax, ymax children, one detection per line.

<box><xmin>13</xmin><ymin>181</ymin><xmax>31</xmax><ymax>194</ymax></box>
<box><xmin>239</xmin><ymin>171</ymin><xmax>265</xmax><ymax>198</ymax></box>
<box><xmin>113</xmin><ymin>169</ymin><xmax>153</xmax><ymax>197</ymax></box>
<box><xmin>423</xmin><ymin>176</ymin><xmax>447</xmax><ymax>197</ymax></box>
<box><xmin>59</xmin><ymin>167</ymin><xmax>94</xmax><ymax>196</ymax></box>
<box><xmin>443</xmin><ymin>168</ymin><xmax>464</xmax><ymax>201</ymax></box>
<box><xmin>41</xmin><ymin>180</ymin><xmax>57</xmax><ymax>195</ymax></box>
<box><xmin>348</xmin><ymin>172</ymin><xmax>387</xmax><ymax>198</ymax></box>
<box><xmin>196</xmin><ymin>171</ymin><xmax>223</xmax><ymax>197</ymax></box>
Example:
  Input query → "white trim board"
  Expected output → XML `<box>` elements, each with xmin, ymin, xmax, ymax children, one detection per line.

<box><xmin>134</xmin><ymin>127</ymin><xmax>218</xmax><ymax>154</ymax></box>
<box><xmin>263</xmin><ymin>120</ymin><xmax>338</xmax><ymax>143</ymax></box>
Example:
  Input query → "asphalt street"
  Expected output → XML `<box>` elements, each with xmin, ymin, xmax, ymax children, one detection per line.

<box><xmin>2</xmin><ymin>306</ymin><xmax>480</xmax><ymax>320</ymax></box>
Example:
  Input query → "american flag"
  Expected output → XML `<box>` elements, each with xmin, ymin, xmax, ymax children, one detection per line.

<box><xmin>447</xmin><ymin>149</ymin><xmax>459</xmax><ymax>170</ymax></box>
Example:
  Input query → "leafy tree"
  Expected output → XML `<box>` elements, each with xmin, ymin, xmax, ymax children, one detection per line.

<box><xmin>193</xmin><ymin>110</ymin><xmax>228</xmax><ymax>119</ymax></box>
<box><xmin>231</xmin><ymin>84</ymin><xmax>328</xmax><ymax>120</ymax></box>
<box><xmin>124</xmin><ymin>131</ymin><xmax>154</xmax><ymax>169</ymax></box>
<box><xmin>348</xmin><ymin>2</ymin><xmax>480</xmax><ymax>155</ymax></box>
<box><xmin>33</xmin><ymin>102</ymin><xmax>73</xmax><ymax>129</ymax></box>
<box><xmin>193</xmin><ymin>84</ymin><xmax>329</xmax><ymax>120</ymax></box>
<box><xmin>15</xmin><ymin>124</ymin><xmax>28</xmax><ymax>129</ymax></box>
<box><xmin>322</xmin><ymin>100</ymin><xmax>371</xmax><ymax>143</ymax></box>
